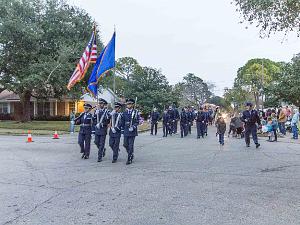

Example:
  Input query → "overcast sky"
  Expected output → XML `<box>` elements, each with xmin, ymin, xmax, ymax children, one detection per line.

<box><xmin>69</xmin><ymin>0</ymin><xmax>300</xmax><ymax>95</ymax></box>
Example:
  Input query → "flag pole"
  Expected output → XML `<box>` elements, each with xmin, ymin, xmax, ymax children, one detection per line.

<box><xmin>113</xmin><ymin>25</ymin><xmax>116</xmax><ymax>105</ymax></box>
<box><xmin>95</xmin><ymin>22</ymin><xmax>99</xmax><ymax>106</ymax></box>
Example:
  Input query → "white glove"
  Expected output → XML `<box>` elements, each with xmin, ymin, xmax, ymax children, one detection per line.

<box><xmin>96</xmin><ymin>123</ymin><xmax>100</xmax><ymax>129</ymax></box>
<box><xmin>111</xmin><ymin>128</ymin><xmax>116</xmax><ymax>133</ymax></box>
<box><xmin>129</xmin><ymin>127</ymin><xmax>134</xmax><ymax>132</ymax></box>
<box><xmin>71</xmin><ymin>121</ymin><xmax>75</xmax><ymax>125</ymax></box>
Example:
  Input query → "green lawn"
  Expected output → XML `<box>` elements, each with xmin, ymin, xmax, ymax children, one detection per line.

<box><xmin>0</xmin><ymin>120</ymin><xmax>157</xmax><ymax>135</ymax></box>
<box><xmin>0</xmin><ymin>121</ymin><xmax>72</xmax><ymax>131</ymax></box>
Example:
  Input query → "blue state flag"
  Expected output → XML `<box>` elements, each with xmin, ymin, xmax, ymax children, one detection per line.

<box><xmin>87</xmin><ymin>32</ymin><xmax>116</xmax><ymax>97</ymax></box>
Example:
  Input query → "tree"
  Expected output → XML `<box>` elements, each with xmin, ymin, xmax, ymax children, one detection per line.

<box><xmin>126</xmin><ymin>66</ymin><xmax>175</xmax><ymax>115</ymax></box>
<box><xmin>266</xmin><ymin>55</ymin><xmax>300</xmax><ymax>107</ymax></box>
<box><xmin>176</xmin><ymin>73</ymin><xmax>212</xmax><ymax>107</ymax></box>
<box><xmin>0</xmin><ymin>0</ymin><xmax>101</xmax><ymax>121</ymax></box>
<box><xmin>234</xmin><ymin>59</ymin><xmax>281</xmax><ymax>109</ymax></box>
<box><xmin>234</xmin><ymin>0</ymin><xmax>300</xmax><ymax>37</ymax></box>
<box><xmin>224</xmin><ymin>87</ymin><xmax>249</xmax><ymax>111</ymax></box>
<box><xmin>116</xmin><ymin>57</ymin><xmax>140</xmax><ymax>81</ymax></box>
<box><xmin>207</xmin><ymin>96</ymin><xmax>230</xmax><ymax>109</ymax></box>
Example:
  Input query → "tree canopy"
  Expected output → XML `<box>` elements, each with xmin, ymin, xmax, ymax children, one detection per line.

<box><xmin>234</xmin><ymin>0</ymin><xmax>300</xmax><ymax>37</ymax></box>
<box><xmin>265</xmin><ymin>55</ymin><xmax>300</xmax><ymax>107</ymax></box>
<box><xmin>0</xmin><ymin>0</ymin><xmax>100</xmax><ymax>121</ymax></box>
<box><xmin>232</xmin><ymin>58</ymin><xmax>281</xmax><ymax>109</ymax></box>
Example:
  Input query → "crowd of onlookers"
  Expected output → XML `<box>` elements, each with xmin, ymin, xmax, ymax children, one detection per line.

<box><xmin>227</xmin><ymin>106</ymin><xmax>299</xmax><ymax>141</ymax></box>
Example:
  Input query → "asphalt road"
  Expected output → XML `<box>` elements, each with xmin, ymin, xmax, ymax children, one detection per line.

<box><xmin>0</xmin><ymin>127</ymin><xmax>299</xmax><ymax>225</ymax></box>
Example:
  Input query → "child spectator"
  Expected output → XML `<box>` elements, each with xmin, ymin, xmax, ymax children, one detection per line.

<box><xmin>216</xmin><ymin>117</ymin><xmax>226</xmax><ymax>146</ymax></box>
<box><xmin>271</xmin><ymin>113</ymin><xmax>278</xmax><ymax>141</ymax></box>
<box><xmin>266</xmin><ymin>117</ymin><xmax>275</xmax><ymax>142</ymax></box>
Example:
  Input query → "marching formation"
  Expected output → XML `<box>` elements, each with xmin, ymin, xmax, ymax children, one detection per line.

<box><xmin>149</xmin><ymin>101</ymin><xmax>263</xmax><ymax>148</ymax></box>
<box><xmin>73</xmin><ymin>99</ymin><xmax>285</xmax><ymax>165</ymax></box>
<box><xmin>74</xmin><ymin>98</ymin><xmax>139</xmax><ymax>165</ymax></box>
<box><xmin>150</xmin><ymin>104</ymin><xmax>217</xmax><ymax>139</ymax></box>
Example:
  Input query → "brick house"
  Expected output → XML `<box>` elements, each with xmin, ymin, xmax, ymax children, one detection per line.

<box><xmin>0</xmin><ymin>88</ymin><xmax>118</xmax><ymax>120</ymax></box>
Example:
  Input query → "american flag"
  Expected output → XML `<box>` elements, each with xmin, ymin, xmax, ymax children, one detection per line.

<box><xmin>67</xmin><ymin>30</ymin><xmax>97</xmax><ymax>90</ymax></box>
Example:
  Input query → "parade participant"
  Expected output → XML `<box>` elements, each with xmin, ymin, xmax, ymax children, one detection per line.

<box><xmin>74</xmin><ymin>103</ymin><xmax>93</xmax><ymax>159</ymax></box>
<box><xmin>196</xmin><ymin>107</ymin><xmax>206</xmax><ymax>139</ymax></box>
<box><xmin>203</xmin><ymin>107</ymin><xmax>210</xmax><ymax>136</ymax></box>
<box><xmin>216</xmin><ymin>116</ymin><xmax>226</xmax><ymax>146</ymax></box>
<box><xmin>109</xmin><ymin>102</ymin><xmax>123</xmax><ymax>163</ymax></box>
<box><xmin>241</xmin><ymin>102</ymin><xmax>261</xmax><ymax>148</ymax></box>
<box><xmin>93</xmin><ymin>98</ymin><xmax>111</xmax><ymax>162</ymax></box>
<box><xmin>162</xmin><ymin>109</ymin><xmax>171</xmax><ymax>137</ymax></box>
<box><xmin>122</xmin><ymin>98</ymin><xmax>140</xmax><ymax>165</ymax></box>
<box><xmin>180</xmin><ymin>107</ymin><xmax>189</xmax><ymax>138</ymax></box>
<box><xmin>149</xmin><ymin>107</ymin><xmax>160</xmax><ymax>135</ymax></box>
<box><xmin>187</xmin><ymin>106</ymin><xmax>194</xmax><ymax>134</ymax></box>
<box><xmin>167</xmin><ymin>106</ymin><xmax>176</xmax><ymax>135</ymax></box>
<box><xmin>172</xmin><ymin>102</ymin><xmax>180</xmax><ymax>134</ymax></box>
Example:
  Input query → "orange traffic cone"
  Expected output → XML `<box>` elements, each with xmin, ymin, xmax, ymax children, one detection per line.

<box><xmin>53</xmin><ymin>131</ymin><xmax>59</xmax><ymax>139</ymax></box>
<box><xmin>27</xmin><ymin>130</ymin><xmax>33</xmax><ymax>143</ymax></box>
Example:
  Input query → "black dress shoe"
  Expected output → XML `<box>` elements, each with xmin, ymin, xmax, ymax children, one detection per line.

<box><xmin>246</xmin><ymin>144</ymin><xmax>250</xmax><ymax>147</ymax></box>
<box><xmin>112</xmin><ymin>159</ymin><xmax>117</xmax><ymax>163</ymax></box>
<box><xmin>256</xmin><ymin>143</ymin><xmax>260</xmax><ymax>149</ymax></box>
<box><xmin>84</xmin><ymin>155</ymin><xmax>89</xmax><ymax>159</ymax></box>
<box><xmin>97</xmin><ymin>158</ymin><xmax>102</xmax><ymax>162</ymax></box>
<box><xmin>81</xmin><ymin>154</ymin><xmax>85</xmax><ymax>159</ymax></box>
<box><xmin>126</xmin><ymin>160</ymin><xmax>131</xmax><ymax>165</ymax></box>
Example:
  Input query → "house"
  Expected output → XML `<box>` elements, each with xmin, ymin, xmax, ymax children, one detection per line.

<box><xmin>0</xmin><ymin>88</ymin><xmax>118</xmax><ymax>120</ymax></box>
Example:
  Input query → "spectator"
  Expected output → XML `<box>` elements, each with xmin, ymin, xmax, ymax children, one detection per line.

<box><xmin>266</xmin><ymin>117</ymin><xmax>275</xmax><ymax>142</ymax></box>
<box><xmin>278</xmin><ymin>108</ymin><xmax>287</xmax><ymax>135</ymax></box>
<box><xmin>228</xmin><ymin>114</ymin><xmax>236</xmax><ymax>137</ymax></box>
<box><xmin>285</xmin><ymin>106</ymin><xmax>292</xmax><ymax>119</ymax></box>
<box><xmin>271</xmin><ymin>113</ymin><xmax>278</xmax><ymax>142</ymax></box>
<box><xmin>291</xmin><ymin>109</ymin><xmax>299</xmax><ymax>140</ymax></box>
<box><xmin>70</xmin><ymin>110</ymin><xmax>75</xmax><ymax>133</ymax></box>
<box><xmin>234</xmin><ymin>113</ymin><xmax>244</xmax><ymax>139</ymax></box>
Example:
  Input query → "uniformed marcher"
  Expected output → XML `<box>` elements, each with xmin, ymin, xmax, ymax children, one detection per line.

<box><xmin>122</xmin><ymin>98</ymin><xmax>140</xmax><ymax>165</ymax></box>
<box><xmin>109</xmin><ymin>102</ymin><xmax>123</xmax><ymax>163</ymax></box>
<box><xmin>74</xmin><ymin>103</ymin><xmax>93</xmax><ymax>159</ymax></box>
<box><xmin>187</xmin><ymin>106</ymin><xmax>195</xmax><ymax>134</ymax></box>
<box><xmin>172</xmin><ymin>103</ymin><xmax>180</xmax><ymax>134</ymax></box>
<box><xmin>180</xmin><ymin>107</ymin><xmax>189</xmax><ymax>138</ymax></box>
<box><xmin>167</xmin><ymin>106</ymin><xmax>176</xmax><ymax>135</ymax></box>
<box><xmin>162</xmin><ymin>109</ymin><xmax>171</xmax><ymax>137</ymax></box>
<box><xmin>93</xmin><ymin>98</ymin><xmax>111</xmax><ymax>162</ymax></box>
<box><xmin>149</xmin><ymin>107</ymin><xmax>160</xmax><ymax>135</ymax></box>
<box><xmin>196</xmin><ymin>107</ymin><xmax>206</xmax><ymax>139</ymax></box>
<box><xmin>241</xmin><ymin>102</ymin><xmax>261</xmax><ymax>148</ymax></box>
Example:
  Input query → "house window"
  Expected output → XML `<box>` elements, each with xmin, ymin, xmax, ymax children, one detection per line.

<box><xmin>0</xmin><ymin>103</ymin><xmax>9</xmax><ymax>114</ymax></box>
<box><xmin>69</xmin><ymin>102</ymin><xmax>75</xmax><ymax>114</ymax></box>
